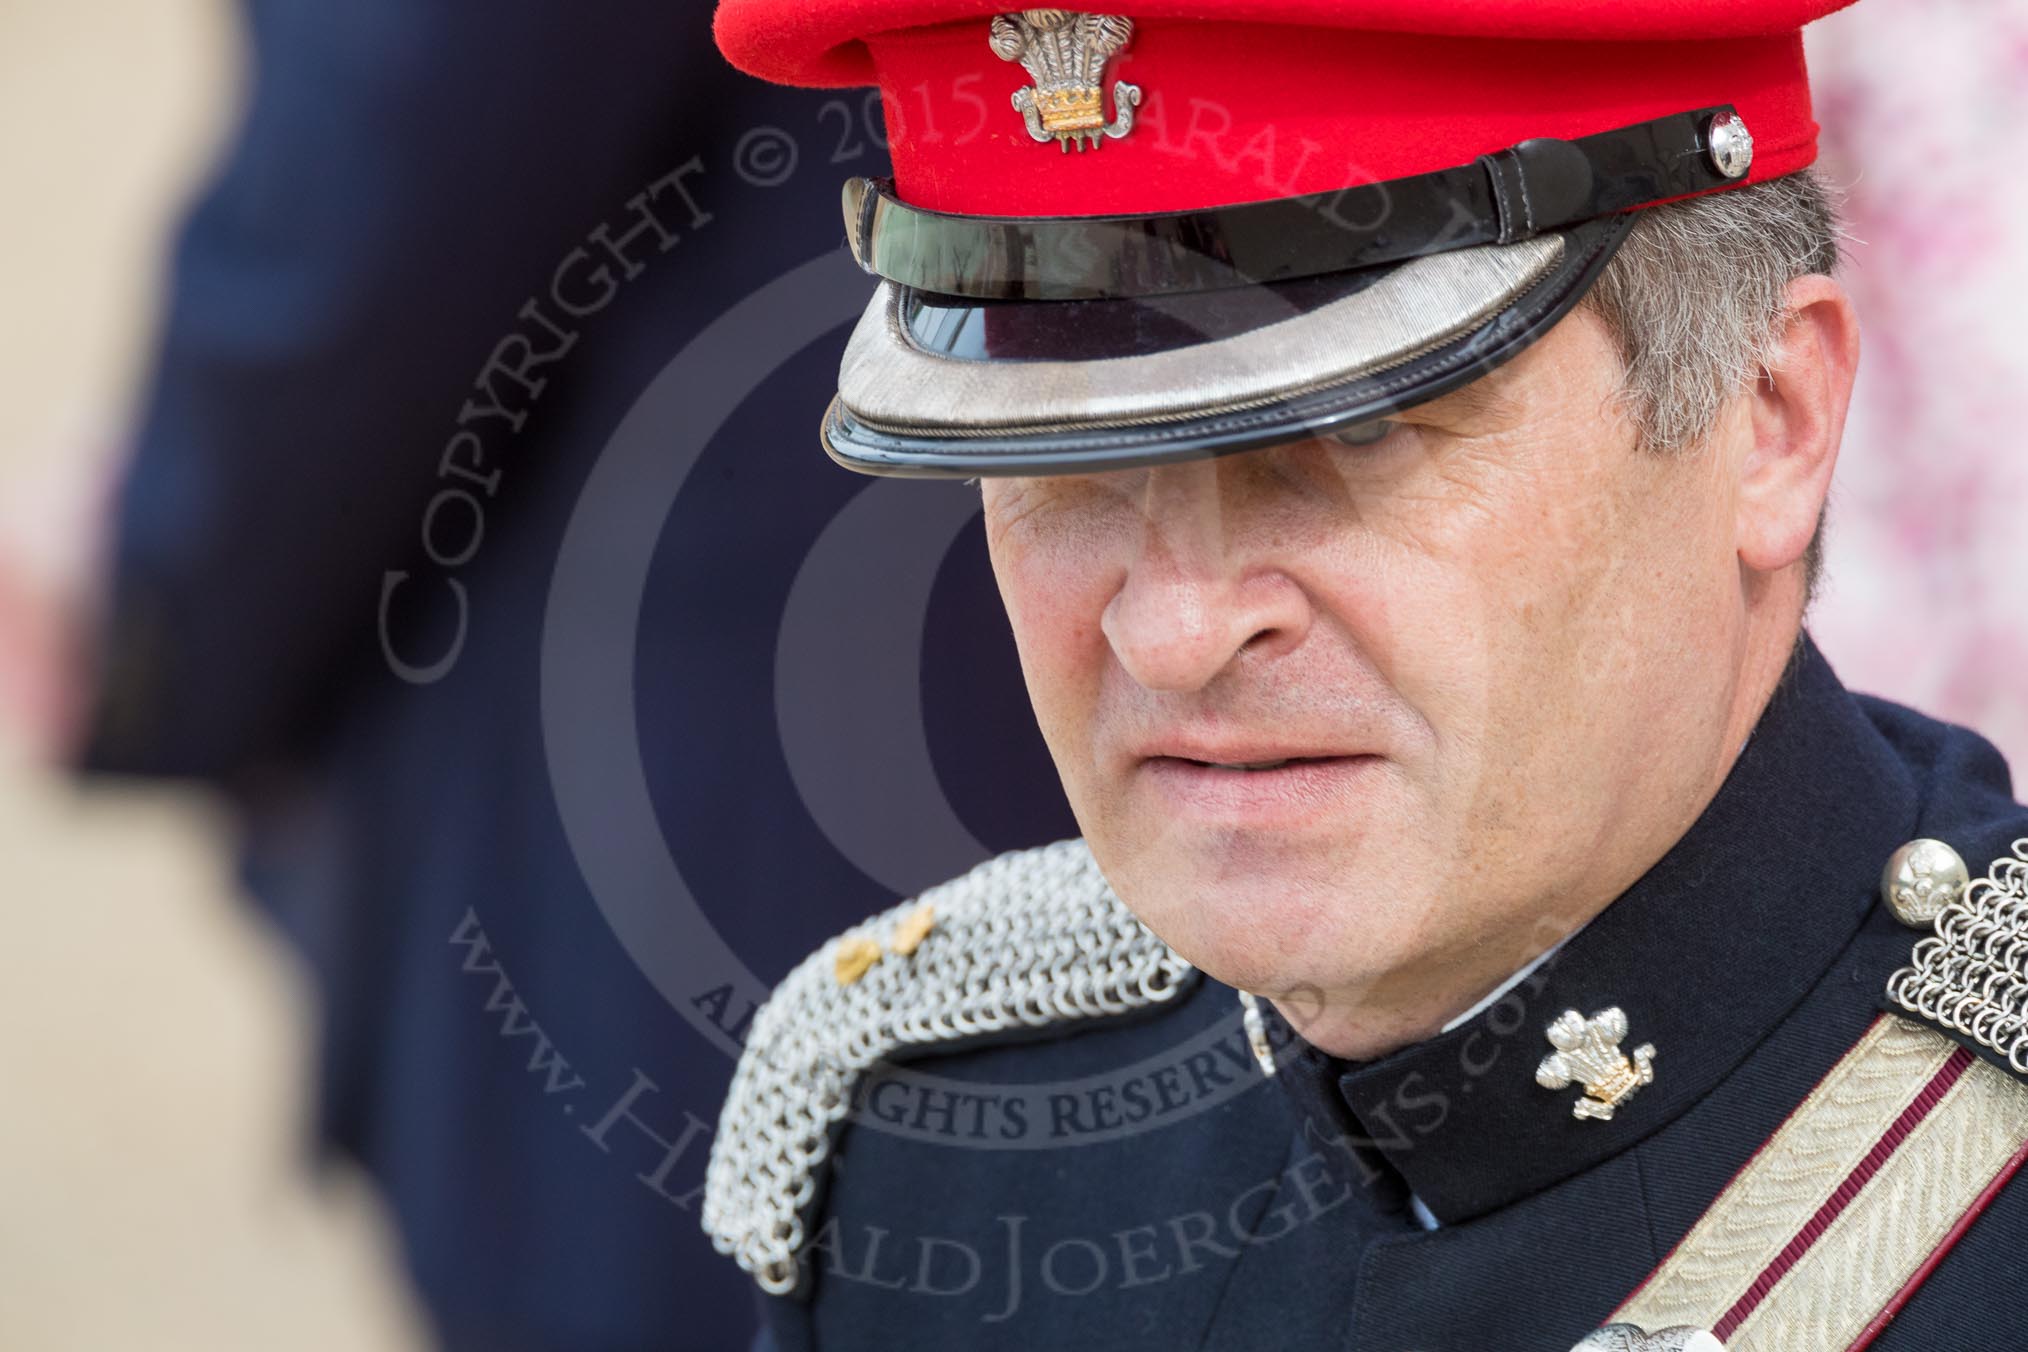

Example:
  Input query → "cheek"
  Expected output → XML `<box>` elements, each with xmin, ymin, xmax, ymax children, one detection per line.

<box><xmin>1298</xmin><ymin>444</ymin><xmax>1634</xmax><ymax>798</ymax></box>
<box><xmin>1420</xmin><ymin>437</ymin><xmax>1654</xmax><ymax>659</ymax></box>
<box><xmin>1411</xmin><ymin>451</ymin><xmax>1733</xmax><ymax>833</ymax></box>
<box><xmin>1290</xmin><ymin>455</ymin><xmax>1530</xmax><ymax>726</ymax></box>
<box><xmin>983</xmin><ymin>496</ymin><xmax>1119</xmax><ymax>751</ymax></box>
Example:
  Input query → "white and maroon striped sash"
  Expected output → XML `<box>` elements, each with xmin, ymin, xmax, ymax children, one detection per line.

<box><xmin>1604</xmin><ymin>1014</ymin><xmax>2028</xmax><ymax>1350</ymax></box>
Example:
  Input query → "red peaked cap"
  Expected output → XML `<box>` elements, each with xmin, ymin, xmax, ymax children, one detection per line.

<box><xmin>714</xmin><ymin>1</ymin><xmax>1854</xmax><ymax>217</ymax></box>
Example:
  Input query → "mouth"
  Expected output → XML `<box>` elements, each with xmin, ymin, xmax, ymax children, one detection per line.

<box><xmin>1176</xmin><ymin>755</ymin><xmax>1337</xmax><ymax>772</ymax></box>
<box><xmin>1150</xmin><ymin>752</ymin><xmax>1372</xmax><ymax>781</ymax></box>
<box><xmin>1136</xmin><ymin>752</ymin><xmax>1383</xmax><ymax>824</ymax></box>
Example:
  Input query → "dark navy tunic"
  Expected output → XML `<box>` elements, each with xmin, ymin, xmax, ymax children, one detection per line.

<box><xmin>747</xmin><ymin>637</ymin><xmax>2028</xmax><ymax>1350</ymax></box>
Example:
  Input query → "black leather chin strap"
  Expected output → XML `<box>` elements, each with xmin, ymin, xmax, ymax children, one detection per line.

<box><xmin>846</xmin><ymin>105</ymin><xmax>1746</xmax><ymax>302</ymax></box>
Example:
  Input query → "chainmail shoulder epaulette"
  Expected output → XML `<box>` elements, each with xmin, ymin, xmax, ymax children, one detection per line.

<box><xmin>1887</xmin><ymin>837</ymin><xmax>2028</xmax><ymax>1081</ymax></box>
<box><xmin>701</xmin><ymin>838</ymin><xmax>1196</xmax><ymax>1296</ymax></box>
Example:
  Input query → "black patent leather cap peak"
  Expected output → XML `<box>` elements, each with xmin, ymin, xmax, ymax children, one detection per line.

<box><xmin>822</xmin><ymin>215</ymin><xmax>1632</xmax><ymax>478</ymax></box>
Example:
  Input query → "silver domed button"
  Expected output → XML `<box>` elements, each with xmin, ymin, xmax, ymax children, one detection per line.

<box><xmin>1572</xmin><ymin>1324</ymin><xmax>1725</xmax><ymax>1351</ymax></box>
<box><xmin>1705</xmin><ymin>111</ymin><xmax>1754</xmax><ymax>180</ymax></box>
<box><xmin>1881</xmin><ymin>838</ymin><xmax>1970</xmax><ymax>930</ymax></box>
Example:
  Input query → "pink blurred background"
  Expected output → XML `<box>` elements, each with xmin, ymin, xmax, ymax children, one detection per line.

<box><xmin>1809</xmin><ymin>1</ymin><xmax>2028</xmax><ymax>773</ymax></box>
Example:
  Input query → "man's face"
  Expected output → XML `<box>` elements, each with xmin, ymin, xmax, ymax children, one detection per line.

<box><xmin>982</xmin><ymin>307</ymin><xmax>1757</xmax><ymax>1053</ymax></box>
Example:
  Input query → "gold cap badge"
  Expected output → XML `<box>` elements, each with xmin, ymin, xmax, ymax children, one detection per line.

<box><xmin>989</xmin><ymin>10</ymin><xmax>1143</xmax><ymax>151</ymax></box>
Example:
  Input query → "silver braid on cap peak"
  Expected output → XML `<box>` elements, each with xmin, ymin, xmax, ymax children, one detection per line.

<box><xmin>700</xmin><ymin>839</ymin><xmax>1195</xmax><ymax>1296</ymax></box>
<box><xmin>1886</xmin><ymin>838</ymin><xmax>2028</xmax><ymax>1078</ymax></box>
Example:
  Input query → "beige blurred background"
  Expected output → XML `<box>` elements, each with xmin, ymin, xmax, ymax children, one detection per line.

<box><xmin>0</xmin><ymin>3</ymin><xmax>428</xmax><ymax>1347</ymax></box>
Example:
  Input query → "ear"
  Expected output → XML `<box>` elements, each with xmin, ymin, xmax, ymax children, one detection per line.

<box><xmin>1737</xmin><ymin>275</ymin><xmax>1860</xmax><ymax>575</ymax></box>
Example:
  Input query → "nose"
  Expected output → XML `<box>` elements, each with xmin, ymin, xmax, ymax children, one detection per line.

<box><xmin>1098</xmin><ymin>463</ymin><xmax>1313</xmax><ymax>692</ymax></box>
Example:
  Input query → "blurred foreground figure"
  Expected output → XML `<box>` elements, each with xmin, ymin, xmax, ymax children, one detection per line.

<box><xmin>701</xmin><ymin>2</ymin><xmax>2028</xmax><ymax>1349</ymax></box>
<box><xmin>78</xmin><ymin>4</ymin><xmax>1069</xmax><ymax>1349</ymax></box>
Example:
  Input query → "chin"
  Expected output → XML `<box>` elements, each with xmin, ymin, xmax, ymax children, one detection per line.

<box><xmin>1096</xmin><ymin>838</ymin><xmax>1384</xmax><ymax>998</ymax></box>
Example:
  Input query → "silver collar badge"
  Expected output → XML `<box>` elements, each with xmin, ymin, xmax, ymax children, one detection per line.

<box><xmin>1537</xmin><ymin>1007</ymin><xmax>1657</xmax><ymax>1122</ymax></box>
<box><xmin>989</xmin><ymin>10</ymin><xmax>1143</xmax><ymax>151</ymax></box>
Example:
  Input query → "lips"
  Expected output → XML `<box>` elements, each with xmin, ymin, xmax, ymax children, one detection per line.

<box><xmin>1136</xmin><ymin>752</ymin><xmax>1383</xmax><ymax>825</ymax></box>
<box><xmin>1135</xmin><ymin>737</ymin><xmax>1372</xmax><ymax>768</ymax></box>
<box><xmin>1144</xmin><ymin>752</ymin><xmax>1369</xmax><ymax>775</ymax></box>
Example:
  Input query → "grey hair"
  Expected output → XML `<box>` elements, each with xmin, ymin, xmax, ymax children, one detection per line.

<box><xmin>1579</xmin><ymin>169</ymin><xmax>1848</xmax><ymax>596</ymax></box>
<box><xmin>1583</xmin><ymin>168</ymin><xmax>1845</xmax><ymax>455</ymax></box>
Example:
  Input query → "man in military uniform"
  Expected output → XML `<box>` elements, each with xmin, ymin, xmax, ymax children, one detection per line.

<box><xmin>702</xmin><ymin>2</ymin><xmax>2028</xmax><ymax>1347</ymax></box>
